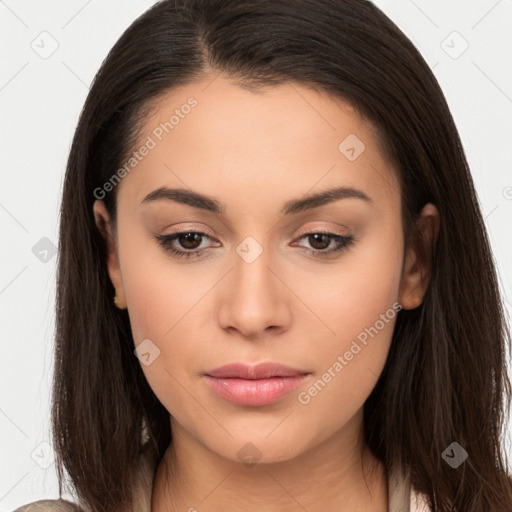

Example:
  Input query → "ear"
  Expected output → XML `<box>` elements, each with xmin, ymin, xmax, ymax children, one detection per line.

<box><xmin>399</xmin><ymin>203</ymin><xmax>440</xmax><ymax>310</ymax></box>
<box><xmin>93</xmin><ymin>200</ymin><xmax>127</xmax><ymax>309</ymax></box>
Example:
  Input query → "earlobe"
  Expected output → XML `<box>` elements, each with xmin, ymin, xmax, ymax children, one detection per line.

<box><xmin>399</xmin><ymin>203</ymin><xmax>440</xmax><ymax>310</ymax></box>
<box><xmin>93</xmin><ymin>200</ymin><xmax>127</xmax><ymax>310</ymax></box>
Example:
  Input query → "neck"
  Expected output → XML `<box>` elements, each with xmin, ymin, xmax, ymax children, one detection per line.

<box><xmin>151</xmin><ymin>411</ymin><xmax>388</xmax><ymax>512</ymax></box>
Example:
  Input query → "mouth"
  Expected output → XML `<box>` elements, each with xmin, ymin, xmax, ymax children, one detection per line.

<box><xmin>204</xmin><ymin>362</ymin><xmax>311</xmax><ymax>406</ymax></box>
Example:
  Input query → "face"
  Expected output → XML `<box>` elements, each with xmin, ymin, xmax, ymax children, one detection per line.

<box><xmin>94</xmin><ymin>76</ymin><xmax>432</xmax><ymax>466</ymax></box>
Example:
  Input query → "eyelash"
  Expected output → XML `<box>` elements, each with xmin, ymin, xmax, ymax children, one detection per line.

<box><xmin>154</xmin><ymin>230</ymin><xmax>355</xmax><ymax>259</ymax></box>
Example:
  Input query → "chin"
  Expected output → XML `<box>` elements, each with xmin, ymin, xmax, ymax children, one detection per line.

<box><xmin>207</xmin><ymin>432</ymin><xmax>313</xmax><ymax>467</ymax></box>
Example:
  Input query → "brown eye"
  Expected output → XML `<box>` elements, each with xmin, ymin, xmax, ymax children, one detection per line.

<box><xmin>177</xmin><ymin>232</ymin><xmax>203</xmax><ymax>250</ymax></box>
<box><xmin>154</xmin><ymin>231</ymin><xmax>218</xmax><ymax>259</ymax></box>
<box><xmin>293</xmin><ymin>231</ymin><xmax>355</xmax><ymax>258</ymax></box>
<box><xmin>307</xmin><ymin>233</ymin><xmax>331</xmax><ymax>250</ymax></box>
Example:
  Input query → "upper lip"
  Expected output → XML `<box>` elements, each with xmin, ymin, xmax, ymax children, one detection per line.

<box><xmin>205</xmin><ymin>362</ymin><xmax>309</xmax><ymax>379</ymax></box>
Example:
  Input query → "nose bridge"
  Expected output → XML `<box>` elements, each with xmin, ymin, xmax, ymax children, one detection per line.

<box><xmin>234</xmin><ymin>235</ymin><xmax>273</xmax><ymax>295</ymax></box>
<box><xmin>217</xmin><ymin>234</ymin><xmax>289</xmax><ymax>336</ymax></box>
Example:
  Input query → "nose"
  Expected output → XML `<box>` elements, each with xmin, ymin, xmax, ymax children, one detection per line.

<box><xmin>216</xmin><ymin>242</ymin><xmax>292</xmax><ymax>339</ymax></box>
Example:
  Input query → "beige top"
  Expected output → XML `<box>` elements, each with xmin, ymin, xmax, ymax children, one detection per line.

<box><xmin>13</xmin><ymin>447</ymin><xmax>432</xmax><ymax>512</ymax></box>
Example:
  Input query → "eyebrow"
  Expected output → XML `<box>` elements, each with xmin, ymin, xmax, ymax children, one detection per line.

<box><xmin>141</xmin><ymin>185</ymin><xmax>372</xmax><ymax>215</ymax></box>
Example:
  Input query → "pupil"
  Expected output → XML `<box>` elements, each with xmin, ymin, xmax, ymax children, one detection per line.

<box><xmin>309</xmin><ymin>234</ymin><xmax>329</xmax><ymax>250</ymax></box>
<box><xmin>180</xmin><ymin>233</ymin><xmax>201</xmax><ymax>249</ymax></box>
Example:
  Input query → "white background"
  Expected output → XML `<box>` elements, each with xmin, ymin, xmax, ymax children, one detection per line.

<box><xmin>1</xmin><ymin>0</ymin><xmax>511</xmax><ymax>508</ymax></box>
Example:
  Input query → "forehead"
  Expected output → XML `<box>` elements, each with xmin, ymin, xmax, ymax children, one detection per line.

<box><xmin>116</xmin><ymin>76</ymin><xmax>400</xmax><ymax>213</ymax></box>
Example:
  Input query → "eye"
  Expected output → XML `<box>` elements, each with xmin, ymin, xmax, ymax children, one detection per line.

<box><xmin>154</xmin><ymin>231</ymin><xmax>218</xmax><ymax>259</ymax></box>
<box><xmin>292</xmin><ymin>231</ymin><xmax>355</xmax><ymax>258</ymax></box>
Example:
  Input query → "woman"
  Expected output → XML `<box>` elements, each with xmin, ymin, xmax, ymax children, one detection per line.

<box><xmin>15</xmin><ymin>0</ymin><xmax>512</xmax><ymax>511</ymax></box>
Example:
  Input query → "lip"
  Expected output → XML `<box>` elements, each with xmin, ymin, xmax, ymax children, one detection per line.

<box><xmin>204</xmin><ymin>362</ymin><xmax>311</xmax><ymax>406</ymax></box>
<box><xmin>206</xmin><ymin>362</ymin><xmax>308</xmax><ymax>379</ymax></box>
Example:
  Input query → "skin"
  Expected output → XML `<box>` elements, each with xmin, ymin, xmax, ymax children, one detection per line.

<box><xmin>93</xmin><ymin>76</ymin><xmax>439</xmax><ymax>511</ymax></box>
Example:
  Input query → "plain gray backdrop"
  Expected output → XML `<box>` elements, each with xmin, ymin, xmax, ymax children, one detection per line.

<box><xmin>1</xmin><ymin>0</ymin><xmax>511</xmax><ymax>508</ymax></box>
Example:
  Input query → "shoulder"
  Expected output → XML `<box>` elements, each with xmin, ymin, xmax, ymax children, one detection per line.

<box><xmin>12</xmin><ymin>499</ymin><xmax>82</xmax><ymax>512</ymax></box>
<box><xmin>12</xmin><ymin>444</ymin><xmax>158</xmax><ymax>512</ymax></box>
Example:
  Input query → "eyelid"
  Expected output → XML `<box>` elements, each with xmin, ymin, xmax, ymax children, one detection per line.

<box><xmin>161</xmin><ymin>224</ymin><xmax>218</xmax><ymax>239</ymax></box>
<box><xmin>165</xmin><ymin>228</ymin><xmax>221</xmax><ymax>247</ymax></box>
<box><xmin>292</xmin><ymin>223</ymin><xmax>352</xmax><ymax>240</ymax></box>
<box><xmin>297</xmin><ymin>226</ymin><xmax>349</xmax><ymax>236</ymax></box>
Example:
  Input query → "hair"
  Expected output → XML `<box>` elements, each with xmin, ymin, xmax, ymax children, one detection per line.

<box><xmin>52</xmin><ymin>0</ymin><xmax>512</xmax><ymax>510</ymax></box>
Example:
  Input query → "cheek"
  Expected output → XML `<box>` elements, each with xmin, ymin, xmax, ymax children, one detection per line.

<box><xmin>119</xmin><ymin>244</ymin><xmax>205</xmax><ymax>419</ymax></box>
<box><xmin>118</xmin><ymin>221</ymin><xmax>208</xmax><ymax>344</ymax></box>
<box><xmin>293</xmin><ymin>227</ymin><xmax>402</xmax><ymax>404</ymax></box>
<box><xmin>302</xmin><ymin>224</ymin><xmax>403</xmax><ymax>343</ymax></box>
<box><xmin>117</xmin><ymin>223</ymin><xmax>224</xmax><ymax>394</ymax></box>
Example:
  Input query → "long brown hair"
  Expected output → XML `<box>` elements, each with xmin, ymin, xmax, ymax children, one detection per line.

<box><xmin>53</xmin><ymin>0</ymin><xmax>512</xmax><ymax>510</ymax></box>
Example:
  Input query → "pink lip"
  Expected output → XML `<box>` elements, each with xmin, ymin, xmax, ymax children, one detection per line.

<box><xmin>204</xmin><ymin>362</ymin><xmax>310</xmax><ymax>406</ymax></box>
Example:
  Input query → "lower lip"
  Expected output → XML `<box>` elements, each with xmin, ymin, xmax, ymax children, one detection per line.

<box><xmin>204</xmin><ymin>374</ymin><xmax>310</xmax><ymax>406</ymax></box>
